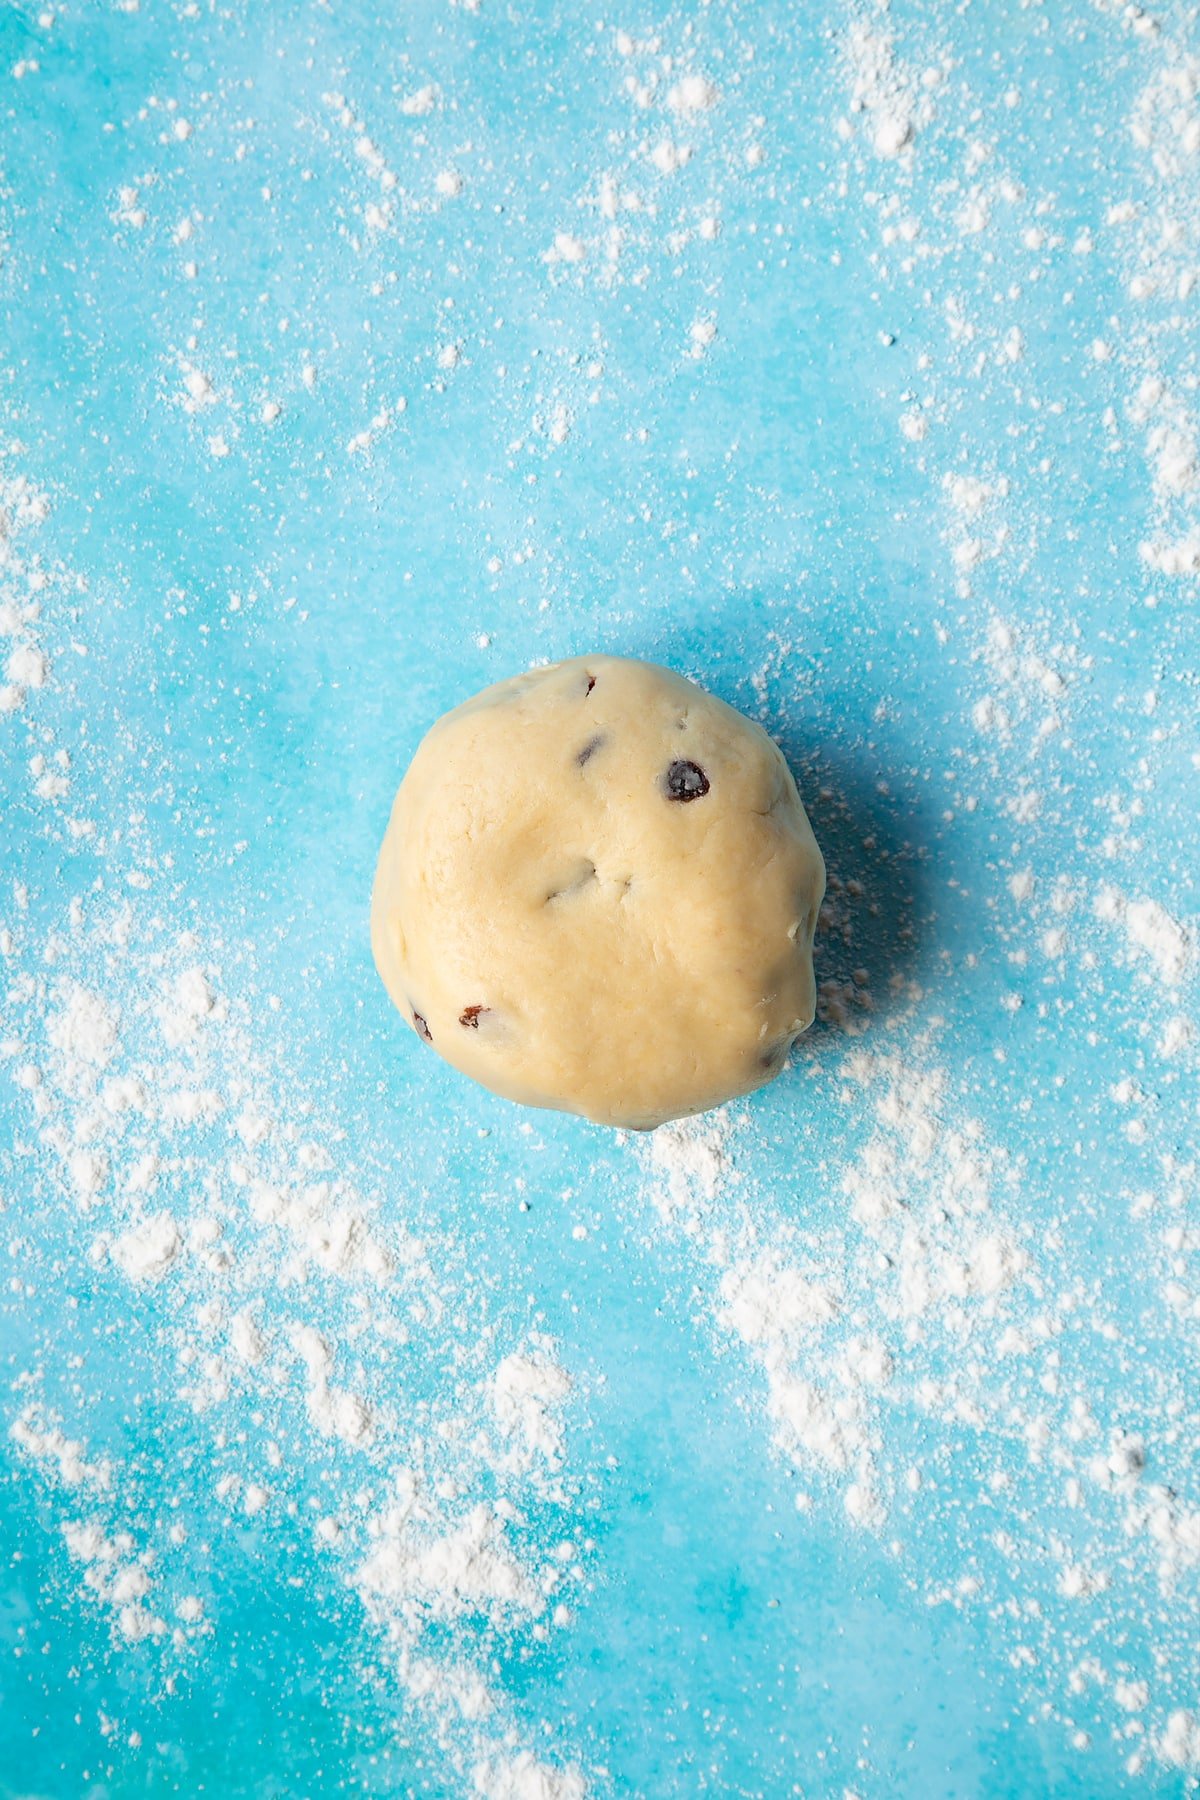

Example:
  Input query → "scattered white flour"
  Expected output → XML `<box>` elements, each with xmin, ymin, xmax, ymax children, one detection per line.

<box><xmin>1095</xmin><ymin>884</ymin><xmax>1192</xmax><ymax>986</ymax></box>
<box><xmin>666</xmin><ymin>74</ymin><xmax>719</xmax><ymax>116</ymax></box>
<box><xmin>3</xmin><ymin>4</ymin><xmax>1200</xmax><ymax>1789</ymax></box>
<box><xmin>1159</xmin><ymin>1708</ymin><xmax>1200</xmax><ymax>1770</ymax></box>
<box><xmin>4</xmin><ymin>896</ymin><xmax>590</xmax><ymax>1792</ymax></box>
<box><xmin>356</xmin><ymin>1501</ymin><xmax>542</xmax><ymax>1624</ymax></box>
<box><xmin>110</xmin><ymin>1212</ymin><xmax>181</xmax><ymax>1283</ymax></box>
<box><xmin>472</xmin><ymin>1751</ymin><xmax>587</xmax><ymax>1800</ymax></box>
<box><xmin>48</xmin><ymin>983</ymin><xmax>119</xmax><ymax>1066</ymax></box>
<box><xmin>645</xmin><ymin>1033</ymin><xmax>1030</xmax><ymax>1529</ymax></box>
<box><xmin>688</xmin><ymin>316</ymin><xmax>718</xmax><ymax>358</ymax></box>
<box><xmin>0</xmin><ymin>462</ymin><xmax>56</xmax><ymax>725</ymax></box>
<box><xmin>6</xmin><ymin>641</ymin><xmax>47</xmax><ymax>687</ymax></box>
<box><xmin>180</xmin><ymin>362</ymin><xmax>215</xmax><ymax>411</ymax></box>
<box><xmin>156</xmin><ymin>965</ymin><xmax>219</xmax><ymax>1045</ymax></box>
<box><xmin>323</xmin><ymin>90</ymin><xmax>399</xmax><ymax>233</ymax></box>
<box><xmin>840</xmin><ymin>15</ymin><xmax>934</xmax><ymax>161</ymax></box>
<box><xmin>10</xmin><ymin>1406</ymin><xmax>205</xmax><ymax>1654</ymax></box>
<box><xmin>400</xmin><ymin>84</ymin><xmax>438</xmax><ymax>118</ymax></box>
<box><xmin>491</xmin><ymin>1346</ymin><xmax>572</xmax><ymax>1477</ymax></box>
<box><xmin>1159</xmin><ymin>1014</ymin><xmax>1194</xmax><ymax>1057</ymax></box>
<box><xmin>10</xmin><ymin>1406</ymin><xmax>113</xmax><ymax>1490</ymax></box>
<box><xmin>291</xmin><ymin>1322</ymin><xmax>375</xmax><ymax>1447</ymax></box>
<box><xmin>347</xmin><ymin>405</ymin><xmax>401</xmax><ymax>458</ymax></box>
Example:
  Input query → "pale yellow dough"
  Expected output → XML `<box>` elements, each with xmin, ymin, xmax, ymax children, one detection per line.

<box><xmin>371</xmin><ymin>655</ymin><xmax>826</xmax><ymax>1129</ymax></box>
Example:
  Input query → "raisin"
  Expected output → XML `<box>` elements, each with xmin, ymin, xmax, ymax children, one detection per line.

<box><xmin>663</xmin><ymin>758</ymin><xmax>710</xmax><ymax>802</ymax></box>
<box><xmin>412</xmin><ymin>1010</ymin><xmax>432</xmax><ymax>1043</ymax></box>
<box><xmin>459</xmin><ymin>1005</ymin><xmax>489</xmax><ymax>1028</ymax></box>
<box><xmin>576</xmin><ymin>734</ymin><xmax>605</xmax><ymax>766</ymax></box>
<box><xmin>584</xmin><ymin>674</ymin><xmax>596</xmax><ymax>695</ymax></box>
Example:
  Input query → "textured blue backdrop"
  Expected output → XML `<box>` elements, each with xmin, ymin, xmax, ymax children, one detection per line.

<box><xmin>1</xmin><ymin>1</ymin><xmax>1198</xmax><ymax>1796</ymax></box>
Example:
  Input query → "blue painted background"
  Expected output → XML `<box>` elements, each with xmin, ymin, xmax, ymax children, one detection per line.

<box><xmin>1</xmin><ymin>0</ymin><xmax>1198</xmax><ymax>1795</ymax></box>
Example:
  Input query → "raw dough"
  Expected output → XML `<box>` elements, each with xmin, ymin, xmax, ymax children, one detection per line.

<box><xmin>371</xmin><ymin>655</ymin><xmax>826</xmax><ymax>1129</ymax></box>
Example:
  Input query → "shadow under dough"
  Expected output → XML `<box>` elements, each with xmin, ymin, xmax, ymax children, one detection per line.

<box><xmin>773</xmin><ymin>726</ymin><xmax>935</xmax><ymax>1048</ymax></box>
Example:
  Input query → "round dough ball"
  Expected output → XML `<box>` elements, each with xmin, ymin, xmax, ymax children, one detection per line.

<box><xmin>371</xmin><ymin>655</ymin><xmax>826</xmax><ymax>1129</ymax></box>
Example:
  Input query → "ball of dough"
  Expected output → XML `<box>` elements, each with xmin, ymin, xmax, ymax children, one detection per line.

<box><xmin>371</xmin><ymin>655</ymin><xmax>826</xmax><ymax>1129</ymax></box>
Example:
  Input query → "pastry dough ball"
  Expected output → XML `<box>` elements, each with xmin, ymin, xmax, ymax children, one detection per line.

<box><xmin>371</xmin><ymin>655</ymin><xmax>825</xmax><ymax>1129</ymax></box>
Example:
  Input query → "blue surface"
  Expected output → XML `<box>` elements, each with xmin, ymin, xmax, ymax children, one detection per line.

<box><xmin>1</xmin><ymin>0</ymin><xmax>1199</xmax><ymax>1795</ymax></box>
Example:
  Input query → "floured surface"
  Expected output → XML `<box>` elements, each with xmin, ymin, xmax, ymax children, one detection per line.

<box><xmin>1</xmin><ymin>1</ymin><xmax>1198</xmax><ymax>1796</ymax></box>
